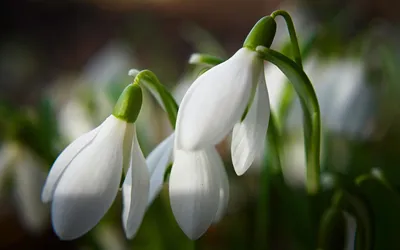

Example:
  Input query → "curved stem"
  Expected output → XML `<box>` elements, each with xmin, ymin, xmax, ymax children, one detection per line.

<box><xmin>277</xmin><ymin>33</ymin><xmax>317</xmax><ymax>121</ymax></box>
<box><xmin>271</xmin><ymin>10</ymin><xmax>303</xmax><ymax>68</ymax></box>
<box><xmin>133</xmin><ymin>70</ymin><xmax>179</xmax><ymax>128</ymax></box>
<box><xmin>256</xmin><ymin>46</ymin><xmax>321</xmax><ymax>195</ymax></box>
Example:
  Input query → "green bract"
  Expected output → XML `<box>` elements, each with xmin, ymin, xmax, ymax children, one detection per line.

<box><xmin>243</xmin><ymin>16</ymin><xmax>277</xmax><ymax>50</ymax></box>
<box><xmin>112</xmin><ymin>83</ymin><xmax>142</xmax><ymax>123</ymax></box>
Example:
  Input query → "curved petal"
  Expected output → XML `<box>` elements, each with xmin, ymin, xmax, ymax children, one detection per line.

<box><xmin>209</xmin><ymin>149</ymin><xmax>229</xmax><ymax>223</ymax></box>
<box><xmin>176</xmin><ymin>48</ymin><xmax>263</xmax><ymax>150</ymax></box>
<box><xmin>169</xmin><ymin>147</ymin><xmax>221</xmax><ymax>240</ymax></box>
<box><xmin>51</xmin><ymin>115</ymin><xmax>126</xmax><ymax>240</ymax></box>
<box><xmin>231</xmin><ymin>75</ymin><xmax>270</xmax><ymax>176</ymax></box>
<box><xmin>147</xmin><ymin>133</ymin><xmax>175</xmax><ymax>205</ymax></box>
<box><xmin>41</xmin><ymin>122</ymin><xmax>103</xmax><ymax>203</ymax></box>
<box><xmin>122</xmin><ymin>123</ymin><xmax>135</xmax><ymax>173</ymax></box>
<box><xmin>122</xmin><ymin>126</ymin><xmax>150</xmax><ymax>239</ymax></box>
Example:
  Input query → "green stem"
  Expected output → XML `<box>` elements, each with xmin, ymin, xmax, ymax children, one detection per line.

<box><xmin>256</xmin><ymin>46</ymin><xmax>321</xmax><ymax>195</ymax></box>
<box><xmin>276</xmin><ymin>33</ymin><xmax>317</xmax><ymax>121</ymax></box>
<box><xmin>133</xmin><ymin>70</ymin><xmax>179</xmax><ymax>128</ymax></box>
<box><xmin>271</xmin><ymin>10</ymin><xmax>303</xmax><ymax>68</ymax></box>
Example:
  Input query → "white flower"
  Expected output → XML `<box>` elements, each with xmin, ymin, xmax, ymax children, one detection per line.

<box><xmin>42</xmin><ymin>114</ymin><xmax>149</xmax><ymax>240</ymax></box>
<box><xmin>176</xmin><ymin>47</ymin><xmax>270</xmax><ymax>175</ymax></box>
<box><xmin>169</xmin><ymin>146</ymin><xmax>229</xmax><ymax>240</ymax></box>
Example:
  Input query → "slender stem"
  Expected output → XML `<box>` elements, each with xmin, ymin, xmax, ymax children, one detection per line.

<box><xmin>133</xmin><ymin>70</ymin><xmax>179</xmax><ymax>129</ymax></box>
<box><xmin>271</xmin><ymin>10</ymin><xmax>303</xmax><ymax>68</ymax></box>
<box><xmin>270</xmin><ymin>34</ymin><xmax>318</xmax><ymax>175</ymax></box>
<box><xmin>256</xmin><ymin>46</ymin><xmax>321</xmax><ymax>195</ymax></box>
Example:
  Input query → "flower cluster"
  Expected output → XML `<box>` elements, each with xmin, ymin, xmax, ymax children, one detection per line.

<box><xmin>42</xmin><ymin>11</ymin><xmax>322</xmax><ymax>242</ymax></box>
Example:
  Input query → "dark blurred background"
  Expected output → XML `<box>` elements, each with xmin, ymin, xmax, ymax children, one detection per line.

<box><xmin>1</xmin><ymin>0</ymin><xmax>400</xmax><ymax>249</ymax></box>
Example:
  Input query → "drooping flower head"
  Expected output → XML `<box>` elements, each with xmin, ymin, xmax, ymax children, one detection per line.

<box><xmin>42</xmin><ymin>82</ymin><xmax>149</xmax><ymax>240</ymax></box>
<box><xmin>175</xmin><ymin>16</ymin><xmax>276</xmax><ymax>175</ymax></box>
<box><xmin>169</xmin><ymin>16</ymin><xmax>277</xmax><ymax>240</ymax></box>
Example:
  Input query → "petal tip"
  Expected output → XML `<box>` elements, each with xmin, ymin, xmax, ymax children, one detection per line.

<box><xmin>174</xmin><ymin>218</ymin><xmax>209</xmax><ymax>240</ymax></box>
<box><xmin>52</xmin><ymin>224</ymin><xmax>83</xmax><ymax>241</ymax></box>
<box><xmin>233</xmin><ymin>165</ymin><xmax>248</xmax><ymax>176</ymax></box>
<box><xmin>123</xmin><ymin>226</ymin><xmax>137</xmax><ymax>240</ymax></box>
<box><xmin>40</xmin><ymin>193</ymin><xmax>51</xmax><ymax>203</ymax></box>
<box><xmin>41</xmin><ymin>182</ymin><xmax>54</xmax><ymax>203</ymax></box>
<box><xmin>232</xmin><ymin>156</ymin><xmax>251</xmax><ymax>176</ymax></box>
<box><xmin>186</xmin><ymin>231</ymin><xmax>204</xmax><ymax>241</ymax></box>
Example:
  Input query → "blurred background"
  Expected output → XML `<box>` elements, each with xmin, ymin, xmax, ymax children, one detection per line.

<box><xmin>1</xmin><ymin>0</ymin><xmax>400</xmax><ymax>249</ymax></box>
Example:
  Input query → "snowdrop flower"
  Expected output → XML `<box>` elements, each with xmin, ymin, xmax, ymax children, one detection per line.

<box><xmin>168</xmin><ymin>16</ymin><xmax>277</xmax><ymax>240</ymax></box>
<box><xmin>175</xmin><ymin>16</ymin><xmax>277</xmax><ymax>176</ymax></box>
<box><xmin>42</xmin><ymin>83</ymin><xmax>149</xmax><ymax>240</ymax></box>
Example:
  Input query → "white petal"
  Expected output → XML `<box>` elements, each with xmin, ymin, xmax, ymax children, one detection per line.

<box><xmin>122</xmin><ymin>123</ymin><xmax>134</xmax><ymax>173</ymax></box>
<box><xmin>41</xmin><ymin>122</ymin><xmax>103</xmax><ymax>203</ymax></box>
<box><xmin>122</xmin><ymin>126</ymin><xmax>150</xmax><ymax>239</ymax></box>
<box><xmin>169</xmin><ymin>148</ymin><xmax>221</xmax><ymax>240</ymax></box>
<box><xmin>147</xmin><ymin>133</ymin><xmax>175</xmax><ymax>205</ymax></box>
<box><xmin>231</xmin><ymin>75</ymin><xmax>270</xmax><ymax>176</ymax></box>
<box><xmin>51</xmin><ymin>115</ymin><xmax>126</xmax><ymax>240</ymax></box>
<box><xmin>176</xmin><ymin>48</ymin><xmax>263</xmax><ymax>150</ymax></box>
<box><xmin>209</xmin><ymin>149</ymin><xmax>229</xmax><ymax>223</ymax></box>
